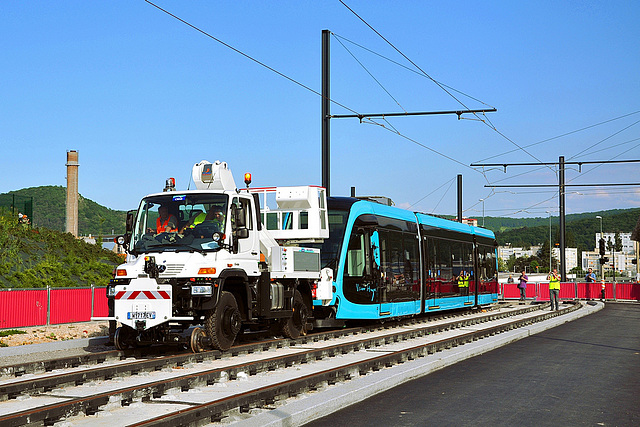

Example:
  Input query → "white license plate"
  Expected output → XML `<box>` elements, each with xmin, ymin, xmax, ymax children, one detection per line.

<box><xmin>127</xmin><ymin>311</ymin><xmax>156</xmax><ymax>320</ymax></box>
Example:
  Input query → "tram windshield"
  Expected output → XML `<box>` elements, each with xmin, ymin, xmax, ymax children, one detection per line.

<box><xmin>130</xmin><ymin>193</ymin><xmax>228</xmax><ymax>254</ymax></box>
<box><xmin>305</xmin><ymin>207</ymin><xmax>350</xmax><ymax>273</ymax></box>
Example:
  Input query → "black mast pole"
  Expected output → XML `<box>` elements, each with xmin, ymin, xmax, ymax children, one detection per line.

<box><xmin>322</xmin><ymin>29</ymin><xmax>330</xmax><ymax>196</ymax></box>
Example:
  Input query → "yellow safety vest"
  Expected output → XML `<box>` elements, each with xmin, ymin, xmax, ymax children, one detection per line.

<box><xmin>548</xmin><ymin>275</ymin><xmax>560</xmax><ymax>290</ymax></box>
<box><xmin>458</xmin><ymin>274</ymin><xmax>469</xmax><ymax>288</ymax></box>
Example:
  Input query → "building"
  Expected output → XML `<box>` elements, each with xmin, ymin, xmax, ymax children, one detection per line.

<box><xmin>582</xmin><ymin>250</ymin><xmax>634</xmax><ymax>276</ymax></box>
<box><xmin>497</xmin><ymin>246</ymin><xmax>540</xmax><ymax>262</ymax></box>
<box><xmin>552</xmin><ymin>247</ymin><xmax>578</xmax><ymax>271</ymax></box>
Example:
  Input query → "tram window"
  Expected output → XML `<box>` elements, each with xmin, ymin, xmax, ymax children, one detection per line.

<box><xmin>343</xmin><ymin>230</ymin><xmax>377</xmax><ymax>304</ymax></box>
<box><xmin>300</xmin><ymin>211</ymin><xmax>308</xmax><ymax>229</ymax></box>
<box><xmin>477</xmin><ymin>245</ymin><xmax>498</xmax><ymax>293</ymax></box>
<box><xmin>378</xmin><ymin>229</ymin><xmax>419</xmax><ymax>302</ymax></box>
<box><xmin>345</xmin><ymin>233</ymin><xmax>366</xmax><ymax>277</ymax></box>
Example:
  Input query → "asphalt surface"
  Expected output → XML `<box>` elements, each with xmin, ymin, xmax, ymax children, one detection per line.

<box><xmin>306</xmin><ymin>303</ymin><xmax>640</xmax><ymax>427</ymax></box>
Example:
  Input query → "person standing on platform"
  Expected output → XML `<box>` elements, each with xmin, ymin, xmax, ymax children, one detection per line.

<box><xmin>585</xmin><ymin>268</ymin><xmax>596</xmax><ymax>283</ymax></box>
<box><xmin>547</xmin><ymin>268</ymin><xmax>561</xmax><ymax>310</ymax></box>
<box><xmin>517</xmin><ymin>270</ymin><xmax>528</xmax><ymax>301</ymax></box>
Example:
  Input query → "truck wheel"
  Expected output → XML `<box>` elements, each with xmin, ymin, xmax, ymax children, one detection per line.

<box><xmin>189</xmin><ymin>327</ymin><xmax>205</xmax><ymax>353</ymax></box>
<box><xmin>281</xmin><ymin>290</ymin><xmax>309</xmax><ymax>339</ymax></box>
<box><xmin>205</xmin><ymin>291</ymin><xmax>242</xmax><ymax>351</ymax></box>
<box><xmin>114</xmin><ymin>326</ymin><xmax>135</xmax><ymax>351</ymax></box>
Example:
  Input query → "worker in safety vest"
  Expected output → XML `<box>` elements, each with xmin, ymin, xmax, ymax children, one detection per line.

<box><xmin>156</xmin><ymin>205</ymin><xmax>178</xmax><ymax>233</ymax></box>
<box><xmin>180</xmin><ymin>207</ymin><xmax>224</xmax><ymax>234</ymax></box>
<box><xmin>547</xmin><ymin>268</ymin><xmax>561</xmax><ymax>311</ymax></box>
<box><xmin>457</xmin><ymin>271</ymin><xmax>470</xmax><ymax>296</ymax></box>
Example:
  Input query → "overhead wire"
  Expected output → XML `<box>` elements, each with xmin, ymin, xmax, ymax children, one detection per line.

<box><xmin>144</xmin><ymin>0</ymin><xmax>359</xmax><ymax>117</ymax></box>
<box><xmin>338</xmin><ymin>0</ymin><xmax>553</xmax><ymax>171</ymax></box>
<box><xmin>333</xmin><ymin>34</ymin><xmax>407</xmax><ymax>113</ymax></box>
<box><xmin>408</xmin><ymin>177</ymin><xmax>456</xmax><ymax>208</ymax></box>
<box><xmin>144</xmin><ymin>1</ymin><xmax>486</xmax><ymax>182</ymax></box>
<box><xmin>475</xmin><ymin>110</ymin><xmax>640</xmax><ymax>163</ymax></box>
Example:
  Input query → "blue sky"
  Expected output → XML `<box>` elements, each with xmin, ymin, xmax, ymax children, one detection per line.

<box><xmin>1</xmin><ymin>1</ymin><xmax>639</xmax><ymax>221</ymax></box>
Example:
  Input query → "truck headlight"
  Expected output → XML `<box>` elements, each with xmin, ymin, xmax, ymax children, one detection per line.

<box><xmin>191</xmin><ymin>285</ymin><xmax>213</xmax><ymax>296</ymax></box>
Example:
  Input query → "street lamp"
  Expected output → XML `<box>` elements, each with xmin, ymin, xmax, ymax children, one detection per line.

<box><xmin>479</xmin><ymin>199</ymin><xmax>485</xmax><ymax>227</ymax></box>
<box><xmin>596</xmin><ymin>215</ymin><xmax>603</xmax><ymax>280</ymax></box>
<box><xmin>546</xmin><ymin>211</ymin><xmax>552</xmax><ymax>271</ymax></box>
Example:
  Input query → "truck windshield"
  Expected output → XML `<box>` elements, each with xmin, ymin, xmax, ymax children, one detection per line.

<box><xmin>130</xmin><ymin>193</ymin><xmax>228</xmax><ymax>254</ymax></box>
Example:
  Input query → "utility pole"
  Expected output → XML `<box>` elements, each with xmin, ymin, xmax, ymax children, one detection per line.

<box><xmin>321</xmin><ymin>29</ymin><xmax>331</xmax><ymax>196</ymax></box>
<box><xmin>559</xmin><ymin>156</ymin><xmax>565</xmax><ymax>280</ymax></box>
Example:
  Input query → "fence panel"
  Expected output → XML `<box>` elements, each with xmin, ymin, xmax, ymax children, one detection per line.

<box><xmin>615</xmin><ymin>283</ymin><xmax>640</xmax><ymax>301</ymax></box>
<box><xmin>49</xmin><ymin>288</ymin><xmax>92</xmax><ymax>324</ymax></box>
<box><xmin>92</xmin><ymin>287</ymin><xmax>109</xmax><ymax>317</ymax></box>
<box><xmin>502</xmin><ymin>284</ymin><xmax>521</xmax><ymax>299</ymax></box>
<box><xmin>0</xmin><ymin>289</ymin><xmax>48</xmax><ymax>329</ymax></box>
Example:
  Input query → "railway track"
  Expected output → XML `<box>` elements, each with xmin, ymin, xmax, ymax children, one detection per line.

<box><xmin>0</xmin><ymin>302</ymin><xmax>580</xmax><ymax>426</ymax></box>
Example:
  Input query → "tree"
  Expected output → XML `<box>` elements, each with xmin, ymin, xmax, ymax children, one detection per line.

<box><xmin>614</xmin><ymin>232</ymin><xmax>623</xmax><ymax>252</ymax></box>
<box><xmin>606</xmin><ymin>237</ymin><xmax>614</xmax><ymax>251</ymax></box>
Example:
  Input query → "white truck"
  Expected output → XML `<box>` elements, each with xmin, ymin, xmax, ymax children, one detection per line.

<box><xmin>95</xmin><ymin>160</ymin><xmax>333</xmax><ymax>352</ymax></box>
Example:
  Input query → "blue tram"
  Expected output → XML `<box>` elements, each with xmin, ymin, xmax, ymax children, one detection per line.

<box><xmin>310</xmin><ymin>197</ymin><xmax>499</xmax><ymax>326</ymax></box>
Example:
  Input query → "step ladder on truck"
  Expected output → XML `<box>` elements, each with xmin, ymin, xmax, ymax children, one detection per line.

<box><xmin>93</xmin><ymin>160</ymin><xmax>334</xmax><ymax>352</ymax></box>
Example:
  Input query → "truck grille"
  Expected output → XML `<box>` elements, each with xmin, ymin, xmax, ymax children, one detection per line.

<box><xmin>160</xmin><ymin>264</ymin><xmax>185</xmax><ymax>276</ymax></box>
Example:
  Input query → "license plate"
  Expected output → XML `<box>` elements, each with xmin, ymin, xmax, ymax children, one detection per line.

<box><xmin>127</xmin><ymin>311</ymin><xmax>156</xmax><ymax>320</ymax></box>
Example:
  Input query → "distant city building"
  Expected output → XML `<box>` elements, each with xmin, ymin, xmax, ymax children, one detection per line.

<box><xmin>498</xmin><ymin>245</ymin><xmax>577</xmax><ymax>272</ymax></box>
<box><xmin>552</xmin><ymin>247</ymin><xmax>578</xmax><ymax>271</ymax></box>
<box><xmin>582</xmin><ymin>250</ymin><xmax>633</xmax><ymax>275</ymax></box>
<box><xmin>462</xmin><ymin>218</ymin><xmax>478</xmax><ymax>227</ymax></box>
<box><xmin>497</xmin><ymin>246</ymin><xmax>540</xmax><ymax>262</ymax></box>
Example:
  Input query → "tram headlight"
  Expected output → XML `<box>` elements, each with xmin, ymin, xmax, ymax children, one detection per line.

<box><xmin>191</xmin><ymin>285</ymin><xmax>213</xmax><ymax>296</ymax></box>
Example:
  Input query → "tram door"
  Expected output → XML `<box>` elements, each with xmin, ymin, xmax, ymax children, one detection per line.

<box><xmin>343</xmin><ymin>226</ymin><xmax>383</xmax><ymax>309</ymax></box>
<box><xmin>423</xmin><ymin>236</ymin><xmax>437</xmax><ymax>311</ymax></box>
<box><xmin>371</xmin><ymin>230</ymin><xmax>391</xmax><ymax>316</ymax></box>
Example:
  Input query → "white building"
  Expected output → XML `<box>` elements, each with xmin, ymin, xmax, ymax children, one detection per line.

<box><xmin>582</xmin><ymin>250</ymin><xmax>634</xmax><ymax>276</ymax></box>
<box><xmin>552</xmin><ymin>247</ymin><xmax>578</xmax><ymax>271</ymax></box>
<box><xmin>497</xmin><ymin>246</ymin><xmax>540</xmax><ymax>262</ymax></box>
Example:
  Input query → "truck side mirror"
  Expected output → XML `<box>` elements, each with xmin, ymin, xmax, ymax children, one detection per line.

<box><xmin>125</xmin><ymin>210</ymin><xmax>136</xmax><ymax>234</ymax></box>
<box><xmin>235</xmin><ymin>207</ymin><xmax>247</xmax><ymax>228</ymax></box>
<box><xmin>236</xmin><ymin>228</ymin><xmax>249</xmax><ymax>239</ymax></box>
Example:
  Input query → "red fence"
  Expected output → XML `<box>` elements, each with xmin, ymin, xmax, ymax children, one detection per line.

<box><xmin>0</xmin><ymin>287</ymin><xmax>108</xmax><ymax>329</ymax></box>
<box><xmin>500</xmin><ymin>282</ymin><xmax>640</xmax><ymax>302</ymax></box>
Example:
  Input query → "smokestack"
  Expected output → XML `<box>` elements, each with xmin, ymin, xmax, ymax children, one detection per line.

<box><xmin>66</xmin><ymin>150</ymin><xmax>79</xmax><ymax>237</ymax></box>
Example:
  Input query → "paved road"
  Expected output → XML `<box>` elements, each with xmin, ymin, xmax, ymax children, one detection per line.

<box><xmin>306</xmin><ymin>303</ymin><xmax>640</xmax><ymax>426</ymax></box>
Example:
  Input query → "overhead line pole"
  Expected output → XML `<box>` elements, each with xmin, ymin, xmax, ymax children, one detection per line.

<box><xmin>322</xmin><ymin>29</ymin><xmax>331</xmax><ymax>195</ymax></box>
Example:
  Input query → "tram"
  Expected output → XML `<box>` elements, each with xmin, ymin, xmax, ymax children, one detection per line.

<box><xmin>309</xmin><ymin>197</ymin><xmax>499</xmax><ymax>326</ymax></box>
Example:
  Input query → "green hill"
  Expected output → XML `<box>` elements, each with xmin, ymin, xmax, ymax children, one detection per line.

<box><xmin>1</xmin><ymin>186</ymin><xmax>126</xmax><ymax>236</ymax></box>
<box><xmin>492</xmin><ymin>208</ymin><xmax>640</xmax><ymax>253</ymax></box>
<box><xmin>0</xmin><ymin>212</ymin><xmax>121</xmax><ymax>288</ymax></box>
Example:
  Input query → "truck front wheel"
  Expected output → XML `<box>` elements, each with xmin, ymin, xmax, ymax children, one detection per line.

<box><xmin>205</xmin><ymin>291</ymin><xmax>242</xmax><ymax>351</ymax></box>
<box><xmin>281</xmin><ymin>290</ymin><xmax>309</xmax><ymax>339</ymax></box>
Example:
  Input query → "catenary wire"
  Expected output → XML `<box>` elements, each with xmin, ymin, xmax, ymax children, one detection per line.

<box><xmin>475</xmin><ymin>110</ymin><xmax>640</xmax><ymax>163</ymax></box>
<box><xmin>338</xmin><ymin>0</ymin><xmax>553</xmax><ymax>170</ymax></box>
<box><xmin>333</xmin><ymin>34</ymin><xmax>407</xmax><ymax>113</ymax></box>
<box><xmin>144</xmin><ymin>1</ymin><xmax>490</xmax><ymax>185</ymax></box>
